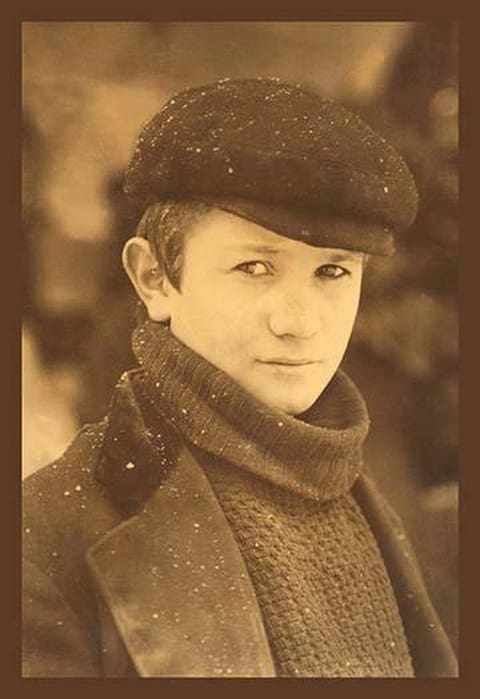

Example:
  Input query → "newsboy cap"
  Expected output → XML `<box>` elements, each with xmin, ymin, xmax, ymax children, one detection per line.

<box><xmin>124</xmin><ymin>77</ymin><xmax>418</xmax><ymax>255</ymax></box>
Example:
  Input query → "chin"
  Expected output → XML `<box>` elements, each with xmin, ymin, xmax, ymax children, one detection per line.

<box><xmin>243</xmin><ymin>371</ymin><xmax>331</xmax><ymax>416</ymax></box>
<box><xmin>281</xmin><ymin>398</ymin><xmax>318</xmax><ymax>416</ymax></box>
<box><xmin>257</xmin><ymin>389</ymin><xmax>321</xmax><ymax>416</ymax></box>
<box><xmin>246</xmin><ymin>362</ymin><xmax>336</xmax><ymax>415</ymax></box>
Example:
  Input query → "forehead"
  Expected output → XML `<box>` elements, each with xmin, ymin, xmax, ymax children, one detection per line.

<box><xmin>186</xmin><ymin>208</ymin><xmax>364</xmax><ymax>262</ymax></box>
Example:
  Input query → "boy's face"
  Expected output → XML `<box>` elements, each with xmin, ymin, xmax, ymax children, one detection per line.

<box><xmin>166</xmin><ymin>209</ymin><xmax>364</xmax><ymax>415</ymax></box>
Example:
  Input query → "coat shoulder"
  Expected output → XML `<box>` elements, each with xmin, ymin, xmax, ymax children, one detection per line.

<box><xmin>22</xmin><ymin>420</ymin><xmax>125</xmax><ymax>671</ymax></box>
<box><xmin>23</xmin><ymin>421</ymin><xmax>123</xmax><ymax>610</ymax></box>
<box><xmin>23</xmin><ymin>420</ymin><xmax>119</xmax><ymax>545</ymax></box>
<box><xmin>23</xmin><ymin>420</ymin><xmax>107</xmax><ymax>494</ymax></box>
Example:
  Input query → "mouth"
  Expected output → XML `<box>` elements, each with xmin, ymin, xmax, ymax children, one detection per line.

<box><xmin>257</xmin><ymin>358</ymin><xmax>320</xmax><ymax>367</ymax></box>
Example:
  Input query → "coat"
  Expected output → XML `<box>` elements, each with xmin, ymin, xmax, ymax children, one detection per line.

<box><xmin>22</xmin><ymin>371</ymin><xmax>458</xmax><ymax>677</ymax></box>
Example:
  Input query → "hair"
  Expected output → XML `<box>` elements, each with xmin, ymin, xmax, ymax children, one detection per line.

<box><xmin>135</xmin><ymin>200</ymin><xmax>212</xmax><ymax>290</ymax></box>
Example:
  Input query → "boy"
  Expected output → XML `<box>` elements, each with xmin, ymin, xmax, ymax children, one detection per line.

<box><xmin>22</xmin><ymin>78</ymin><xmax>457</xmax><ymax>677</ymax></box>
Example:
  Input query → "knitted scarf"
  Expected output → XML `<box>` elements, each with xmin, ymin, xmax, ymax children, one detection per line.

<box><xmin>131</xmin><ymin>321</ymin><xmax>414</xmax><ymax>677</ymax></box>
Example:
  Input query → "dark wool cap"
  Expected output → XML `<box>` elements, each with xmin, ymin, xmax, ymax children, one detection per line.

<box><xmin>124</xmin><ymin>77</ymin><xmax>418</xmax><ymax>255</ymax></box>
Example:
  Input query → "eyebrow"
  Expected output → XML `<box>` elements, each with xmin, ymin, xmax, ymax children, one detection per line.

<box><xmin>225</xmin><ymin>244</ymin><xmax>363</xmax><ymax>262</ymax></box>
<box><xmin>225</xmin><ymin>244</ymin><xmax>282</xmax><ymax>255</ymax></box>
<box><xmin>321</xmin><ymin>251</ymin><xmax>364</xmax><ymax>263</ymax></box>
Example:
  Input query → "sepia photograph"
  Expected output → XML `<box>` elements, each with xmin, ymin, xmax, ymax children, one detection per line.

<box><xmin>22</xmin><ymin>21</ymin><xmax>459</xmax><ymax>677</ymax></box>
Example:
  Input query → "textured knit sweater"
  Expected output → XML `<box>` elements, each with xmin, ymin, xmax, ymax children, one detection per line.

<box><xmin>132</xmin><ymin>321</ymin><xmax>414</xmax><ymax>677</ymax></box>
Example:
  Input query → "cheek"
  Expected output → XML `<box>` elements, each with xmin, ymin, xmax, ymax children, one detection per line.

<box><xmin>327</xmin><ymin>293</ymin><xmax>360</xmax><ymax>347</ymax></box>
<box><xmin>170</xmin><ymin>286</ymin><xmax>254</xmax><ymax>362</ymax></box>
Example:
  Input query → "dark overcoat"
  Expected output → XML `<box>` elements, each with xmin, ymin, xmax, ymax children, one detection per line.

<box><xmin>22</xmin><ymin>372</ymin><xmax>457</xmax><ymax>677</ymax></box>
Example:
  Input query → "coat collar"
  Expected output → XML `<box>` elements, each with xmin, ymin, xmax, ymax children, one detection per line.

<box><xmin>94</xmin><ymin>370</ymin><xmax>179</xmax><ymax>518</ymax></box>
<box><xmin>88</xmin><ymin>372</ymin><xmax>276</xmax><ymax>677</ymax></box>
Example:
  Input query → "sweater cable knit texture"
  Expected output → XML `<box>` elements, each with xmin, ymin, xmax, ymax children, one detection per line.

<box><xmin>132</xmin><ymin>321</ymin><xmax>414</xmax><ymax>677</ymax></box>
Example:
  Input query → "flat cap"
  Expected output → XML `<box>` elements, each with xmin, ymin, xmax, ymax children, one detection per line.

<box><xmin>124</xmin><ymin>78</ymin><xmax>418</xmax><ymax>255</ymax></box>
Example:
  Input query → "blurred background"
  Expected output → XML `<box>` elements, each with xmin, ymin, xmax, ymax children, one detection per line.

<box><xmin>22</xmin><ymin>21</ymin><xmax>459</xmax><ymax>650</ymax></box>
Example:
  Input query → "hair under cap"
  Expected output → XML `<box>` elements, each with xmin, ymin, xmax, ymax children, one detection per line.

<box><xmin>124</xmin><ymin>77</ymin><xmax>418</xmax><ymax>255</ymax></box>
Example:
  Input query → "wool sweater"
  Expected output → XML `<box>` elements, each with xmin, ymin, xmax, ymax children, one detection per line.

<box><xmin>131</xmin><ymin>321</ymin><xmax>414</xmax><ymax>677</ymax></box>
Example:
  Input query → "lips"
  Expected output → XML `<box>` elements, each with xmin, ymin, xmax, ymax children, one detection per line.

<box><xmin>257</xmin><ymin>358</ymin><xmax>320</xmax><ymax>366</ymax></box>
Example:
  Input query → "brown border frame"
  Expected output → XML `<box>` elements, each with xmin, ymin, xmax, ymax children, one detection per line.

<box><xmin>8</xmin><ymin>3</ymin><xmax>474</xmax><ymax>697</ymax></box>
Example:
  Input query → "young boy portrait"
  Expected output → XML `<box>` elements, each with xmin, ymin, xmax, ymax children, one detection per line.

<box><xmin>22</xmin><ymin>77</ymin><xmax>458</xmax><ymax>677</ymax></box>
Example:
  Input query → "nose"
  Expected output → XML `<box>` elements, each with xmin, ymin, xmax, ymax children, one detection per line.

<box><xmin>267</xmin><ymin>285</ymin><xmax>322</xmax><ymax>339</ymax></box>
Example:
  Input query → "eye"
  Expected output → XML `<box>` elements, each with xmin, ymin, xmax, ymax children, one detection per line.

<box><xmin>234</xmin><ymin>261</ymin><xmax>272</xmax><ymax>276</ymax></box>
<box><xmin>315</xmin><ymin>264</ymin><xmax>350</xmax><ymax>279</ymax></box>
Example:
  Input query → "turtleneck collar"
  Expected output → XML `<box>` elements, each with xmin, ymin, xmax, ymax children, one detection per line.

<box><xmin>131</xmin><ymin>321</ymin><xmax>370</xmax><ymax>502</ymax></box>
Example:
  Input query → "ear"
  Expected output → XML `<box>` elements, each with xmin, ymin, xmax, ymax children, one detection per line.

<box><xmin>122</xmin><ymin>237</ymin><xmax>173</xmax><ymax>322</ymax></box>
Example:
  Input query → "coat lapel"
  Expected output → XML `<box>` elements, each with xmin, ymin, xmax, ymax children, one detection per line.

<box><xmin>353</xmin><ymin>474</ymin><xmax>457</xmax><ymax>677</ymax></box>
<box><xmin>87</xmin><ymin>438</ymin><xmax>276</xmax><ymax>677</ymax></box>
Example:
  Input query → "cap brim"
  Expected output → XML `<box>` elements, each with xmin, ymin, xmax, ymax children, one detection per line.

<box><xmin>198</xmin><ymin>196</ymin><xmax>395</xmax><ymax>256</ymax></box>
